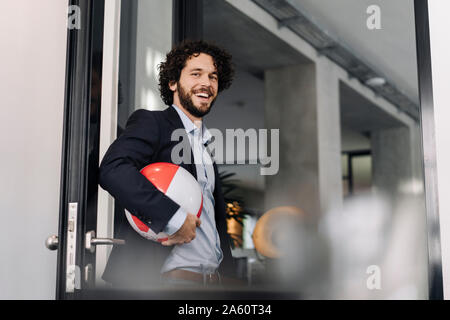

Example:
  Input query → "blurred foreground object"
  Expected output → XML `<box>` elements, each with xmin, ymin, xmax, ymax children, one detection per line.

<box><xmin>251</xmin><ymin>206</ymin><xmax>329</xmax><ymax>296</ymax></box>
<box><xmin>319</xmin><ymin>191</ymin><xmax>428</xmax><ymax>299</ymax></box>
<box><xmin>252</xmin><ymin>206</ymin><xmax>305</xmax><ymax>258</ymax></box>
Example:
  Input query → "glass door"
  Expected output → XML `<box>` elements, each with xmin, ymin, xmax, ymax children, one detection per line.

<box><xmin>56</xmin><ymin>0</ymin><xmax>442</xmax><ymax>300</ymax></box>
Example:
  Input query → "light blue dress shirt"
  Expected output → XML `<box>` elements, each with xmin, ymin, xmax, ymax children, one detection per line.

<box><xmin>160</xmin><ymin>105</ymin><xmax>223</xmax><ymax>275</ymax></box>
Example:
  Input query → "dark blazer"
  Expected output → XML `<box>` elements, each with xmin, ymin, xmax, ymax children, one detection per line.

<box><xmin>98</xmin><ymin>106</ymin><xmax>235</xmax><ymax>288</ymax></box>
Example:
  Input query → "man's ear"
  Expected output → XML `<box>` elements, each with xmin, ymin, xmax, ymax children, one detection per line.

<box><xmin>169</xmin><ymin>80</ymin><xmax>177</xmax><ymax>92</ymax></box>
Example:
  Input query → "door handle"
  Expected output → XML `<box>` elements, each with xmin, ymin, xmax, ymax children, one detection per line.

<box><xmin>85</xmin><ymin>230</ymin><xmax>125</xmax><ymax>253</ymax></box>
<box><xmin>45</xmin><ymin>235</ymin><xmax>59</xmax><ymax>250</ymax></box>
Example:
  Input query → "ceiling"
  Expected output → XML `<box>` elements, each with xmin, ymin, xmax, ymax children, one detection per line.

<box><xmin>204</xmin><ymin>0</ymin><xmax>418</xmax><ymax>104</ymax></box>
<box><xmin>339</xmin><ymin>81</ymin><xmax>405</xmax><ymax>134</ymax></box>
<box><xmin>285</xmin><ymin>0</ymin><xmax>419</xmax><ymax>104</ymax></box>
<box><xmin>203</xmin><ymin>0</ymin><xmax>311</xmax><ymax>78</ymax></box>
<box><xmin>203</xmin><ymin>0</ymin><xmax>408</xmax><ymax>133</ymax></box>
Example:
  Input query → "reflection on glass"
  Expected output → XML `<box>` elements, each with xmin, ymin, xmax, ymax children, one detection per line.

<box><xmin>352</xmin><ymin>155</ymin><xmax>372</xmax><ymax>193</ymax></box>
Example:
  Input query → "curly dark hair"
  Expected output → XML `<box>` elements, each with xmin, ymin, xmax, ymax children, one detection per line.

<box><xmin>158</xmin><ymin>40</ymin><xmax>235</xmax><ymax>106</ymax></box>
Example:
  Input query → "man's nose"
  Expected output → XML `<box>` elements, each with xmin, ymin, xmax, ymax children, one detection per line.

<box><xmin>199</xmin><ymin>74</ymin><xmax>212</xmax><ymax>87</ymax></box>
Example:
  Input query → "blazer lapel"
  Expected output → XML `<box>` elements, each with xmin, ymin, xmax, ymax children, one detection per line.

<box><xmin>163</xmin><ymin>106</ymin><xmax>197</xmax><ymax>179</ymax></box>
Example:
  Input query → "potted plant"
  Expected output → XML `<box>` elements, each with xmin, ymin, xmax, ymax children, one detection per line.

<box><xmin>219</xmin><ymin>171</ymin><xmax>252</xmax><ymax>249</ymax></box>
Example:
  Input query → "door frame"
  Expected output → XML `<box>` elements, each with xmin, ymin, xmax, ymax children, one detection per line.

<box><xmin>56</xmin><ymin>0</ymin><xmax>105</xmax><ymax>299</ymax></box>
<box><xmin>172</xmin><ymin>0</ymin><xmax>203</xmax><ymax>45</ymax></box>
<box><xmin>56</xmin><ymin>0</ymin><xmax>203</xmax><ymax>300</ymax></box>
<box><xmin>414</xmin><ymin>0</ymin><xmax>443</xmax><ymax>300</ymax></box>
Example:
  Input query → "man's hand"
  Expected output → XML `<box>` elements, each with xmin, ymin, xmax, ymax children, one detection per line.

<box><xmin>161</xmin><ymin>213</ymin><xmax>201</xmax><ymax>246</ymax></box>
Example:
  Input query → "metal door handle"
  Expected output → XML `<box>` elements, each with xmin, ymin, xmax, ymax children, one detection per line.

<box><xmin>45</xmin><ymin>235</ymin><xmax>59</xmax><ymax>250</ymax></box>
<box><xmin>85</xmin><ymin>230</ymin><xmax>125</xmax><ymax>253</ymax></box>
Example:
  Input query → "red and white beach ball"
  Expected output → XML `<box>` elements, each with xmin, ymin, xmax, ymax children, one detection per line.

<box><xmin>125</xmin><ymin>162</ymin><xmax>203</xmax><ymax>242</ymax></box>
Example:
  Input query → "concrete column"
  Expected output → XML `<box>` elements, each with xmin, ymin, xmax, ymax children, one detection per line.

<box><xmin>370</xmin><ymin>125</ymin><xmax>429</xmax><ymax>299</ymax></box>
<box><xmin>316</xmin><ymin>58</ymin><xmax>343</xmax><ymax>217</ymax></box>
<box><xmin>371</xmin><ymin>126</ymin><xmax>413</xmax><ymax>198</ymax></box>
<box><xmin>264</xmin><ymin>59</ymin><xmax>342</xmax><ymax>220</ymax></box>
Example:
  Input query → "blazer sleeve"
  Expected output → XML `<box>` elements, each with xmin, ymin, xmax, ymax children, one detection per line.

<box><xmin>98</xmin><ymin>109</ymin><xmax>180</xmax><ymax>234</ymax></box>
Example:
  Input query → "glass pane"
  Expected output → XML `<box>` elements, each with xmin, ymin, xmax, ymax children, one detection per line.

<box><xmin>97</xmin><ymin>0</ymin><xmax>174</xmax><ymax>291</ymax></box>
<box><xmin>202</xmin><ymin>0</ymin><xmax>427</xmax><ymax>299</ymax></box>
<box><xmin>117</xmin><ymin>0</ymin><xmax>173</xmax><ymax>131</ymax></box>
<box><xmin>98</xmin><ymin>0</ymin><xmax>427</xmax><ymax>299</ymax></box>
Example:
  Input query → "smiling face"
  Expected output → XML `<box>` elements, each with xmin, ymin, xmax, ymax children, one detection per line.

<box><xmin>169</xmin><ymin>53</ymin><xmax>219</xmax><ymax>121</ymax></box>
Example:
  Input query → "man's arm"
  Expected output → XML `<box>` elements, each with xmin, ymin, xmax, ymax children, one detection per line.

<box><xmin>161</xmin><ymin>213</ymin><xmax>201</xmax><ymax>246</ymax></box>
<box><xmin>98</xmin><ymin>109</ymin><xmax>180</xmax><ymax>234</ymax></box>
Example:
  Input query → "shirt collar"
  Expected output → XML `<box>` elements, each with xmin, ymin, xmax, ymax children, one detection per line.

<box><xmin>172</xmin><ymin>104</ymin><xmax>213</xmax><ymax>145</ymax></box>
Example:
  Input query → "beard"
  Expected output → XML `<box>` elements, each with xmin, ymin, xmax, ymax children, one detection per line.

<box><xmin>177</xmin><ymin>82</ymin><xmax>216</xmax><ymax>118</ymax></box>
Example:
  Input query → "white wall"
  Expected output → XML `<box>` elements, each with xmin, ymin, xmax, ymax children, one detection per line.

<box><xmin>0</xmin><ymin>0</ymin><xmax>68</xmax><ymax>299</ymax></box>
<box><xmin>428</xmin><ymin>0</ymin><xmax>450</xmax><ymax>300</ymax></box>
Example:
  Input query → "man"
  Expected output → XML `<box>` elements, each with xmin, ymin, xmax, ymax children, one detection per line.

<box><xmin>98</xmin><ymin>40</ymin><xmax>236</xmax><ymax>289</ymax></box>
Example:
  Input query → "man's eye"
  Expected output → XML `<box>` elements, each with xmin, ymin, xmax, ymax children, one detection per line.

<box><xmin>210</xmin><ymin>75</ymin><xmax>218</xmax><ymax>81</ymax></box>
<box><xmin>192</xmin><ymin>73</ymin><xmax>200</xmax><ymax>77</ymax></box>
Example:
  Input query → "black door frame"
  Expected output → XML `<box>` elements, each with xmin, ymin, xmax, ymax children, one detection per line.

<box><xmin>172</xmin><ymin>0</ymin><xmax>203</xmax><ymax>45</ymax></box>
<box><xmin>414</xmin><ymin>0</ymin><xmax>443</xmax><ymax>300</ymax></box>
<box><xmin>57</xmin><ymin>0</ymin><xmax>443</xmax><ymax>299</ymax></box>
<box><xmin>56</xmin><ymin>0</ymin><xmax>105</xmax><ymax>299</ymax></box>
